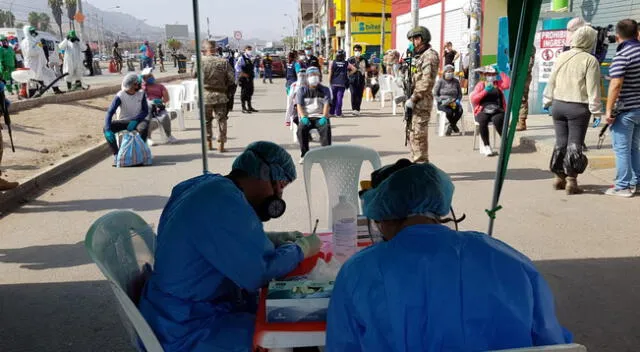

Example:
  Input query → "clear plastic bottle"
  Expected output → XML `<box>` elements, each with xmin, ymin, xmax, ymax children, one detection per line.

<box><xmin>332</xmin><ymin>195</ymin><xmax>358</xmax><ymax>263</ymax></box>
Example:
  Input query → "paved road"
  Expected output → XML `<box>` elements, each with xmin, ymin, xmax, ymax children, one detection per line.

<box><xmin>1</xmin><ymin>78</ymin><xmax>639</xmax><ymax>351</ymax></box>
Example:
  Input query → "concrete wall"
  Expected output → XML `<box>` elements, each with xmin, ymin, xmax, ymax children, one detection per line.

<box><xmin>481</xmin><ymin>0</ymin><xmax>508</xmax><ymax>65</ymax></box>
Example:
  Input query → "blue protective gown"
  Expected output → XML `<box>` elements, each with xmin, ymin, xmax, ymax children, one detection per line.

<box><xmin>139</xmin><ymin>174</ymin><xmax>304</xmax><ymax>352</ymax></box>
<box><xmin>326</xmin><ymin>224</ymin><xmax>572</xmax><ymax>352</ymax></box>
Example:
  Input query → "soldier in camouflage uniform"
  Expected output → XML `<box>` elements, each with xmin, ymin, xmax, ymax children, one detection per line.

<box><xmin>517</xmin><ymin>46</ymin><xmax>536</xmax><ymax>131</ymax></box>
<box><xmin>0</xmin><ymin>111</ymin><xmax>18</xmax><ymax>191</ymax></box>
<box><xmin>198</xmin><ymin>40</ymin><xmax>236</xmax><ymax>152</ymax></box>
<box><xmin>405</xmin><ymin>26</ymin><xmax>440</xmax><ymax>163</ymax></box>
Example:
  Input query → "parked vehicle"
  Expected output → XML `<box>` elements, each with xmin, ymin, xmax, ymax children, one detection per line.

<box><xmin>260</xmin><ymin>55</ymin><xmax>285</xmax><ymax>77</ymax></box>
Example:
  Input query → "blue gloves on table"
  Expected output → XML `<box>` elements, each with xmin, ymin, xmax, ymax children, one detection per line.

<box><xmin>104</xmin><ymin>130</ymin><xmax>116</xmax><ymax>144</ymax></box>
<box><xmin>318</xmin><ymin>116</ymin><xmax>328</xmax><ymax>127</ymax></box>
<box><xmin>300</xmin><ymin>116</ymin><xmax>311</xmax><ymax>126</ymax></box>
<box><xmin>127</xmin><ymin>120</ymin><xmax>139</xmax><ymax>131</ymax></box>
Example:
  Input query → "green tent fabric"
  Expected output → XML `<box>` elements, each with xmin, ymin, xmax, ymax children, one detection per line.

<box><xmin>487</xmin><ymin>0</ymin><xmax>543</xmax><ymax>236</ymax></box>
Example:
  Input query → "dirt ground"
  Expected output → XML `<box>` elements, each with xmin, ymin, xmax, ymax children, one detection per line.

<box><xmin>1</xmin><ymin>96</ymin><xmax>111</xmax><ymax>182</ymax></box>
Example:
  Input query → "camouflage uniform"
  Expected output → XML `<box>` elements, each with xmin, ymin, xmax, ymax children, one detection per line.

<box><xmin>409</xmin><ymin>47</ymin><xmax>439</xmax><ymax>162</ymax></box>
<box><xmin>518</xmin><ymin>47</ymin><xmax>536</xmax><ymax>125</ymax></box>
<box><xmin>200</xmin><ymin>55</ymin><xmax>235</xmax><ymax>145</ymax></box>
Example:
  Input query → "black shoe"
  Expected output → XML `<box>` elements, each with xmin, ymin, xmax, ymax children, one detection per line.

<box><xmin>451</xmin><ymin>124</ymin><xmax>460</xmax><ymax>134</ymax></box>
<box><xmin>249</xmin><ymin>107</ymin><xmax>259</xmax><ymax>112</ymax></box>
<box><xmin>242</xmin><ymin>109</ymin><xmax>251</xmax><ymax>114</ymax></box>
<box><xmin>445</xmin><ymin>125</ymin><xmax>453</xmax><ymax>136</ymax></box>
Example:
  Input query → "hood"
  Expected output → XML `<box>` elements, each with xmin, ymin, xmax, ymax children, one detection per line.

<box><xmin>22</xmin><ymin>25</ymin><xmax>38</xmax><ymax>45</ymax></box>
<box><xmin>571</xmin><ymin>26</ymin><xmax>597</xmax><ymax>52</ymax></box>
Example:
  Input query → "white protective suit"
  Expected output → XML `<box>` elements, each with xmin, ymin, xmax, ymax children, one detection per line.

<box><xmin>20</xmin><ymin>26</ymin><xmax>59</xmax><ymax>87</ymax></box>
<box><xmin>58</xmin><ymin>38</ymin><xmax>85</xmax><ymax>83</ymax></box>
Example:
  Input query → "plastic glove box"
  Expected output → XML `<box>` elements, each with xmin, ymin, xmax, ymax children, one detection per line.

<box><xmin>266</xmin><ymin>280</ymin><xmax>334</xmax><ymax>323</ymax></box>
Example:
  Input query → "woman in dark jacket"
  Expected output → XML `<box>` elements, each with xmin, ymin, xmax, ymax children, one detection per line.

<box><xmin>433</xmin><ymin>64</ymin><xmax>463</xmax><ymax>135</ymax></box>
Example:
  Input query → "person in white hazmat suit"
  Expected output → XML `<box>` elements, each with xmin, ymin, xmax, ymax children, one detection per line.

<box><xmin>20</xmin><ymin>26</ymin><xmax>63</xmax><ymax>94</ymax></box>
<box><xmin>58</xmin><ymin>30</ymin><xmax>85</xmax><ymax>91</ymax></box>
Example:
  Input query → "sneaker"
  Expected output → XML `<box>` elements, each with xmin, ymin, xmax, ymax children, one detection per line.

<box><xmin>445</xmin><ymin>125</ymin><xmax>453</xmax><ymax>136</ymax></box>
<box><xmin>632</xmin><ymin>185</ymin><xmax>637</xmax><ymax>194</ymax></box>
<box><xmin>147</xmin><ymin>139</ymin><xmax>155</xmax><ymax>147</ymax></box>
<box><xmin>352</xmin><ymin>110</ymin><xmax>360</xmax><ymax>117</ymax></box>
<box><xmin>481</xmin><ymin>145</ymin><xmax>496</xmax><ymax>157</ymax></box>
<box><xmin>167</xmin><ymin>136</ymin><xmax>178</xmax><ymax>144</ymax></box>
<box><xmin>604</xmin><ymin>187</ymin><xmax>634</xmax><ymax>198</ymax></box>
<box><xmin>299</xmin><ymin>158</ymin><xmax>304</xmax><ymax>165</ymax></box>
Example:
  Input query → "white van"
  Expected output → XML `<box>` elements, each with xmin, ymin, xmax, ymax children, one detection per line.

<box><xmin>0</xmin><ymin>27</ymin><xmax>62</xmax><ymax>66</ymax></box>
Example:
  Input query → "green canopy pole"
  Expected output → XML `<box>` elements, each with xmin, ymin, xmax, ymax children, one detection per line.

<box><xmin>191</xmin><ymin>0</ymin><xmax>209</xmax><ymax>174</ymax></box>
<box><xmin>487</xmin><ymin>0</ymin><xmax>542</xmax><ymax>236</ymax></box>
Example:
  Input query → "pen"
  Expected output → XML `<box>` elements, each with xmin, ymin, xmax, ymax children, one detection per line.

<box><xmin>312</xmin><ymin>219</ymin><xmax>319</xmax><ymax>236</ymax></box>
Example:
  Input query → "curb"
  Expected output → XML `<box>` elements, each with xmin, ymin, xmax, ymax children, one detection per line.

<box><xmin>10</xmin><ymin>74</ymin><xmax>189</xmax><ymax>113</ymax></box>
<box><xmin>0</xmin><ymin>142</ymin><xmax>112</xmax><ymax>216</ymax></box>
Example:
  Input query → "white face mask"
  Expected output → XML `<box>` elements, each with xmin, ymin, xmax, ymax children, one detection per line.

<box><xmin>308</xmin><ymin>76</ymin><xmax>320</xmax><ymax>86</ymax></box>
<box><xmin>246</xmin><ymin>50</ymin><xmax>253</xmax><ymax>56</ymax></box>
<box><xmin>354</xmin><ymin>51</ymin><xmax>362</xmax><ymax>57</ymax></box>
<box><xmin>485</xmin><ymin>76</ymin><xmax>496</xmax><ymax>83</ymax></box>
<box><xmin>444</xmin><ymin>72</ymin><xmax>454</xmax><ymax>80</ymax></box>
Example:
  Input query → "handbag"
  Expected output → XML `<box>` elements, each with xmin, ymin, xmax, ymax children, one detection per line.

<box><xmin>116</xmin><ymin>131</ymin><xmax>153</xmax><ymax>167</ymax></box>
<box><xmin>482</xmin><ymin>104</ymin><xmax>502</xmax><ymax>114</ymax></box>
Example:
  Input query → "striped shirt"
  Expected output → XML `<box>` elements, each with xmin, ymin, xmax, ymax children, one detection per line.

<box><xmin>609</xmin><ymin>39</ymin><xmax>640</xmax><ymax>110</ymax></box>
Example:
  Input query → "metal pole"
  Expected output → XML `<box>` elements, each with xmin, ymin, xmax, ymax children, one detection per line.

<box><xmin>299</xmin><ymin>0</ymin><xmax>303</xmax><ymax>49</ymax></box>
<box><xmin>345</xmin><ymin>0</ymin><xmax>351</xmax><ymax>56</ymax></box>
<box><xmin>325</xmin><ymin>0</ymin><xmax>330</xmax><ymax>60</ymax></box>
<box><xmin>207</xmin><ymin>17</ymin><xmax>211</xmax><ymax>39</ymax></box>
<box><xmin>468</xmin><ymin>0</ymin><xmax>482</xmax><ymax>96</ymax></box>
<box><xmin>411</xmin><ymin>0</ymin><xmax>419</xmax><ymax>28</ymax></box>
<box><xmin>78</xmin><ymin>0</ymin><xmax>87</xmax><ymax>42</ymax></box>
<box><xmin>191</xmin><ymin>0</ymin><xmax>209</xmax><ymax>174</ymax></box>
<box><xmin>312</xmin><ymin>0</ymin><xmax>316</xmax><ymax>52</ymax></box>
<box><xmin>381</xmin><ymin>0</ymin><xmax>386</xmax><ymax>54</ymax></box>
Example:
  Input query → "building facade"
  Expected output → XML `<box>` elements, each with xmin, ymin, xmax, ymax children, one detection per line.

<box><xmin>333</xmin><ymin>0</ymin><xmax>392</xmax><ymax>56</ymax></box>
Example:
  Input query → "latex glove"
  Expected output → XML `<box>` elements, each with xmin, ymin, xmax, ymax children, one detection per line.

<box><xmin>104</xmin><ymin>130</ymin><xmax>116</xmax><ymax>144</ymax></box>
<box><xmin>127</xmin><ymin>120</ymin><xmax>139</xmax><ymax>131</ymax></box>
<box><xmin>295</xmin><ymin>233</ymin><xmax>322</xmax><ymax>259</ymax></box>
<box><xmin>300</xmin><ymin>116</ymin><xmax>311</xmax><ymax>126</ymax></box>
<box><xmin>405</xmin><ymin>99</ymin><xmax>414</xmax><ymax>110</ymax></box>
<box><xmin>593</xmin><ymin>116</ymin><xmax>602</xmax><ymax>128</ymax></box>
<box><xmin>152</xmin><ymin>98</ymin><xmax>163</xmax><ymax>105</ymax></box>
<box><xmin>317</xmin><ymin>116</ymin><xmax>328</xmax><ymax>127</ymax></box>
<box><xmin>455</xmin><ymin>99</ymin><xmax>461</xmax><ymax>106</ymax></box>
<box><xmin>484</xmin><ymin>83</ymin><xmax>494</xmax><ymax>92</ymax></box>
<box><xmin>266</xmin><ymin>231</ymin><xmax>302</xmax><ymax>247</ymax></box>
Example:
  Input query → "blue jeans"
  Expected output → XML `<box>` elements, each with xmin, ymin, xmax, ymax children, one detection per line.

<box><xmin>611</xmin><ymin>108</ymin><xmax>640</xmax><ymax>190</ymax></box>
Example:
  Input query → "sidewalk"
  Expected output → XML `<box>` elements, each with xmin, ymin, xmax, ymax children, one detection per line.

<box><xmin>0</xmin><ymin>79</ymin><xmax>639</xmax><ymax>351</ymax></box>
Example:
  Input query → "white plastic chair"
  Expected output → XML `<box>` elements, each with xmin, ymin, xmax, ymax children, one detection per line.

<box><xmin>390</xmin><ymin>76</ymin><xmax>406</xmax><ymax>116</ymax></box>
<box><xmin>378</xmin><ymin>74</ymin><xmax>393</xmax><ymax>109</ymax></box>
<box><xmin>303</xmin><ymin>145</ymin><xmax>382</xmax><ymax>231</ymax></box>
<box><xmin>435</xmin><ymin>99</ymin><xmax>466</xmax><ymax>137</ymax></box>
<box><xmin>487</xmin><ymin>344</ymin><xmax>587</xmax><ymax>352</ymax></box>
<box><xmin>469</xmin><ymin>101</ymin><xmax>498</xmax><ymax>150</ymax></box>
<box><xmin>85</xmin><ymin>210</ymin><xmax>164</xmax><ymax>352</ymax></box>
<box><xmin>182</xmin><ymin>80</ymin><xmax>198</xmax><ymax>112</ymax></box>
<box><xmin>165</xmin><ymin>84</ymin><xmax>186</xmax><ymax>131</ymax></box>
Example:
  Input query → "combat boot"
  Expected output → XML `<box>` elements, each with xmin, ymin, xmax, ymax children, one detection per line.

<box><xmin>552</xmin><ymin>173</ymin><xmax>566</xmax><ymax>190</ymax></box>
<box><xmin>218</xmin><ymin>142</ymin><xmax>226</xmax><ymax>152</ymax></box>
<box><xmin>207</xmin><ymin>138</ymin><xmax>213</xmax><ymax>151</ymax></box>
<box><xmin>248</xmin><ymin>100</ymin><xmax>259</xmax><ymax>113</ymax></box>
<box><xmin>566</xmin><ymin>177</ymin><xmax>583</xmax><ymax>195</ymax></box>
<box><xmin>0</xmin><ymin>177</ymin><xmax>19</xmax><ymax>191</ymax></box>
<box><xmin>516</xmin><ymin>119</ymin><xmax>527</xmax><ymax>131</ymax></box>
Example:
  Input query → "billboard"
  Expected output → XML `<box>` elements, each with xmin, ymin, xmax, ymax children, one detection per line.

<box><xmin>165</xmin><ymin>24</ymin><xmax>189</xmax><ymax>39</ymax></box>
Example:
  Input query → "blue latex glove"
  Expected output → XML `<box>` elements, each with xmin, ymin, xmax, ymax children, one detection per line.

<box><xmin>152</xmin><ymin>98</ymin><xmax>163</xmax><ymax>105</ymax></box>
<box><xmin>455</xmin><ymin>99</ymin><xmax>461</xmax><ymax>106</ymax></box>
<box><xmin>484</xmin><ymin>84</ymin><xmax>494</xmax><ymax>92</ymax></box>
<box><xmin>317</xmin><ymin>116</ymin><xmax>328</xmax><ymax>127</ymax></box>
<box><xmin>300</xmin><ymin>116</ymin><xmax>311</xmax><ymax>126</ymax></box>
<box><xmin>127</xmin><ymin>120</ymin><xmax>139</xmax><ymax>131</ymax></box>
<box><xmin>593</xmin><ymin>117</ymin><xmax>601</xmax><ymax>128</ymax></box>
<box><xmin>104</xmin><ymin>130</ymin><xmax>116</xmax><ymax>144</ymax></box>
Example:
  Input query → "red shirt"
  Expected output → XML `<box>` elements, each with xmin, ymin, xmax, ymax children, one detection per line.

<box><xmin>144</xmin><ymin>83</ymin><xmax>167</xmax><ymax>101</ymax></box>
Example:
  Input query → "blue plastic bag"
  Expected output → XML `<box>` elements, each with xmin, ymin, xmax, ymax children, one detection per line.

<box><xmin>116</xmin><ymin>131</ymin><xmax>153</xmax><ymax>167</ymax></box>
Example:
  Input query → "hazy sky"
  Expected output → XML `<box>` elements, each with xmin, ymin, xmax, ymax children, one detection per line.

<box><xmin>87</xmin><ymin>0</ymin><xmax>300</xmax><ymax>40</ymax></box>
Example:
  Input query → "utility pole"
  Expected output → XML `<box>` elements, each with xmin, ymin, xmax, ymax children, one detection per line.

<box><xmin>78</xmin><ymin>0</ymin><xmax>87</xmax><ymax>42</ymax></box>
<box><xmin>468</xmin><ymin>0</ymin><xmax>482</xmax><ymax>93</ymax></box>
<box><xmin>345</xmin><ymin>0</ymin><xmax>351</xmax><ymax>56</ymax></box>
<box><xmin>312</xmin><ymin>0</ymin><xmax>316</xmax><ymax>52</ymax></box>
<box><xmin>381</xmin><ymin>0</ymin><xmax>386</xmax><ymax>54</ymax></box>
<box><xmin>325</xmin><ymin>0</ymin><xmax>330</xmax><ymax>60</ymax></box>
<box><xmin>411</xmin><ymin>0</ymin><xmax>419</xmax><ymax>28</ymax></box>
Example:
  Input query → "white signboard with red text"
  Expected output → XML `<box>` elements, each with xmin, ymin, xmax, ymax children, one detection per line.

<box><xmin>537</xmin><ymin>30</ymin><xmax>567</xmax><ymax>83</ymax></box>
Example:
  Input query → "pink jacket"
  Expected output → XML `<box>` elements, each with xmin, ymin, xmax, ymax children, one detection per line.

<box><xmin>469</xmin><ymin>72</ymin><xmax>511</xmax><ymax>115</ymax></box>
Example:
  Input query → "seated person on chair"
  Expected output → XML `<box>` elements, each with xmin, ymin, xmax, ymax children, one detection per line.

<box><xmin>139</xmin><ymin>141</ymin><xmax>321</xmax><ymax>352</ymax></box>
<box><xmin>141</xmin><ymin>67</ymin><xmax>178</xmax><ymax>145</ymax></box>
<box><xmin>433</xmin><ymin>64</ymin><xmax>463</xmax><ymax>136</ymax></box>
<box><xmin>296</xmin><ymin>66</ymin><xmax>332</xmax><ymax>162</ymax></box>
<box><xmin>326</xmin><ymin>159</ymin><xmax>572</xmax><ymax>352</ymax></box>
<box><xmin>103</xmin><ymin>73</ymin><xmax>149</xmax><ymax>155</ymax></box>
<box><xmin>470</xmin><ymin>65</ymin><xmax>510</xmax><ymax>157</ymax></box>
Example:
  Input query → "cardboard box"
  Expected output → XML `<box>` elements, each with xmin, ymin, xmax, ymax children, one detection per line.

<box><xmin>266</xmin><ymin>280</ymin><xmax>334</xmax><ymax>323</ymax></box>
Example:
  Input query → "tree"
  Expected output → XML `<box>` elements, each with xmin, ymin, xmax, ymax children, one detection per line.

<box><xmin>49</xmin><ymin>0</ymin><xmax>64</xmax><ymax>39</ymax></box>
<box><xmin>0</xmin><ymin>10</ymin><xmax>16</xmax><ymax>27</ymax></box>
<box><xmin>38</xmin><ymin>13</ymin><xmax>51</xmax><ymax>32</ymax></box>
<box><xmin>28</xmin><ymin>12</ymin><xmax>40</xmax><ymax>29</ymax></box>
<box><xmin>167</xmin><ymin>38</ymin><xmax>182</xmax><ymax>51</ymax></box>
<box><xmin>282</xmin><ymin>36</ymin><xmax>297</xmax><ymax>51</ymax></box>
<box><xmin>64</xmin><ymin>0</ymin><xmax>77</xmax><ymax>30</ymax></box>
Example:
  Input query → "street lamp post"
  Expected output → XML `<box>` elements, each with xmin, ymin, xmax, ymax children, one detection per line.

<box><xmin>284</xmin><ymin>14</ymin><xmax>296</xmax><ymax>49</ymax></box>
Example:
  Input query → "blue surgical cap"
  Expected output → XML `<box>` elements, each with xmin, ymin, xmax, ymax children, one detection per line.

<box><xmin>232</xmin><ymin>141</ymin><xmax>297</xmax><ymax>182</ymax></box>
<box><xmin>362</xmin><ymin>163</ymin><xmax>454</xmax><ymax>221</ymax></box>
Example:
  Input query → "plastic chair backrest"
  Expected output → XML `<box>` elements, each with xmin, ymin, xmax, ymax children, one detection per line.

<box><xmin>165</xmin><ymin>84</ymin><xmax>185</xmax><ymax>110</ymax></box>
<box><xmin>487</xmin><ymin>344</ymin><xmax>587</xmax><ymax>352</ymax></box>
<box><xmin>182</xmin><ymin>80</ymin><xmax>197</xmax><ymax>102</ymax></box>
<box><xmin>303</xmin><ymin>145</ymin><xmax>382</xmax><ymax>231</ymax></box>
<box><xmin>85</xmin><ymin>210</ymin><xmax>164</xmax><ymax>352</ymax></box>
<box><xmin>379</xmin><ymin>74</ymin><xmax>392</xmax><ymax>92</ymax></box>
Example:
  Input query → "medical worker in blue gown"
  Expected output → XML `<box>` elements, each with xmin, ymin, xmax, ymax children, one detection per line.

<box><xmin>326</xmin><ymin>159</ymin><xmax>572</xmax><ymax>352</ymax></box>
<box><xmin>139</xmin><ymin>141</ymin><xmax>322</xmax><ymax>352</ymax></box>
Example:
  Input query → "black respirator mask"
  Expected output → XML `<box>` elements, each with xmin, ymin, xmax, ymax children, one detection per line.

<box><xmin>250</xmin><ymin>149</ymin><xmax>288</xmax><ymax>222</ymax></box>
